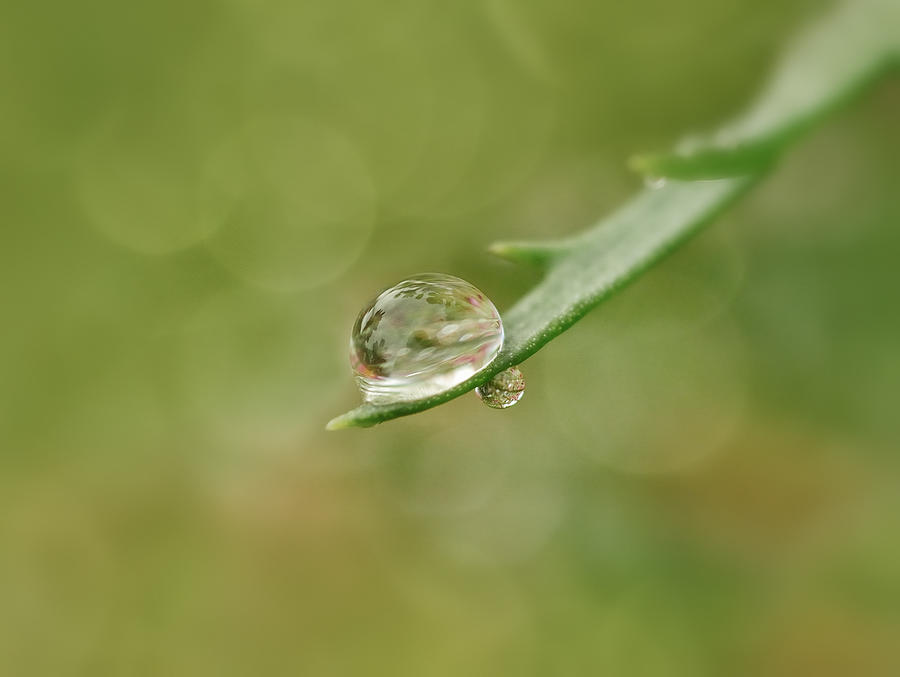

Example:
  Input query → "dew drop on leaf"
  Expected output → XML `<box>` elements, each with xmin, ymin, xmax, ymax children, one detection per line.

<box><xmin>350</xmin><ymin>274</ymin><xmax>504</xmax><ymax>404</ymax></box>
<box><xmin>476</xmin><ymin>366</ymin><xmax>525</xmax><ymax>409</ymax></box>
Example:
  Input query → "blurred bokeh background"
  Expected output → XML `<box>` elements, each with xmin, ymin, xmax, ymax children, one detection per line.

<box><xmin>1</xmin><ymin>0</ymin><xmax>899</xmax><ymax>674</ymax></box>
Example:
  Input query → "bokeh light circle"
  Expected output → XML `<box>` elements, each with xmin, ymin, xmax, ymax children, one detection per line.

<box><xmin>76</xmin><ymin>113</ymin><xmax>230</xmax><ymax>255</ymax></box>
<box><xmin>205</xmin><ymin>115</ymin><xmax>376</xmax><ymax>292</ymax></box>
<box><xmin>546</xmin><ymin>261</ymin><xmax>749</xmax><ymax>474</ymax></box>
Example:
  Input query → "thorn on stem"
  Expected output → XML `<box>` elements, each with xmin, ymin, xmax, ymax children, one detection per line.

<box><xmin>487</xmin><ymin>240</ymin><xmax>566</xmax><ymax>267</ymax></box>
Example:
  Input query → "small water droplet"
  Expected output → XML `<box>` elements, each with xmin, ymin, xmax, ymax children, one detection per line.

<box><xmin>350</xmin><ymin>274</ymin><xmax>504</xmax><ymax>404</ymax></box>
<box><xmin>476</xmin><ymin>366</ymin><xmax>525</xmax><ymax>409</ymax></box>
<box><xmin>644</xmin><ymin>175</ymin><xmax>667</xmax><ymax>190</ymax></box>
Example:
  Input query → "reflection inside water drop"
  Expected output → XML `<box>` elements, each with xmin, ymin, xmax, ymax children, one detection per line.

<box><xmin>476</xmin><ymin>366</ymin><xmax>525</xmax><ymax>409</ymax></box>
<box><xmin>350</xmin><ymin>274</ymin><xmax>504</xmax><ymax>404</ymax></box>
<box><xmin>644</xmin><ymin>175</ymin><xmax>667</xmax><ymax>190</ymax></box>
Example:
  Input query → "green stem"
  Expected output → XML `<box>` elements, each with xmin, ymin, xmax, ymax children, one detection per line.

<box><xmin>327</xmin><ymin>177</ymin><xmax>756</xmax><ymax>429</ymax></box>
<box><xmin>327</xmin><ymin>0</ymin><xmax>898</xmax><ymax>429</ymax></box>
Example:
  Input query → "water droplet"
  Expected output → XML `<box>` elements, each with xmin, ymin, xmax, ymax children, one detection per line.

<box><xmin>350</xmin><ymin>274</ymin><xmax>504</xmax><ymax>404</ymax></box>
<box><xmin>476</xmin><ymin>366</ymin><xmax>525</xmax><ymax>409</ymax></box>
<box><xmin>644</xmin><ymin>175</ymin><xmax>667</xmax><ymax>190</ymax></box>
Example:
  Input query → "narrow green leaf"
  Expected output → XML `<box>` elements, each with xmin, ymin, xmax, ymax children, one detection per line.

<box><xmin>634</xmin><ymin>0</ymin><xmax>899</xmax><ymax>179</ymax></box>
<box><xmin>327</xmin><ymin>0</ymin><xmax>897</xmax><ymax>430</ymax></box>
<box><xmin>327</xmin><ymin>177</ymin><xmax>755</xmax><ymax>429</ymax></box>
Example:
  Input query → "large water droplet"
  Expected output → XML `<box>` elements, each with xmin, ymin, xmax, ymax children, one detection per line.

<box><xmin>476</xmin><ymin>366</ymin><xmax>525</xmax><ymax>409</ymax></box>
<box><xmin>350</xmin><ymin>274</ymin><xmax>504</xmax><ymax>404</ymax></box>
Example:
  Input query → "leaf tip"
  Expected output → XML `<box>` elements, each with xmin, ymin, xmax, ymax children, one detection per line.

<box><xmin>325</xmin><ymin>413</ymin><xmax>356</xmax><ymax>431</ymax></box>
<box><xmin>488</xmin><ymin>240</ymin><xmax>564</xmax><ymax>267</ymax></box>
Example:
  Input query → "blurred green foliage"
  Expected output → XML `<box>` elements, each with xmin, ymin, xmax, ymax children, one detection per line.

<box><xmin>1</xmin><ymin>0</ymin><xmax>898</xmax><ymax>675</ymax></box>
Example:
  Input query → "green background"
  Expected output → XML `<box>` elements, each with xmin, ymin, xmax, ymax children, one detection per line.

<box><xmin>1</xmin><ymin>0</ymin><xmax>898</xmax><ymax>674</ymax></box>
